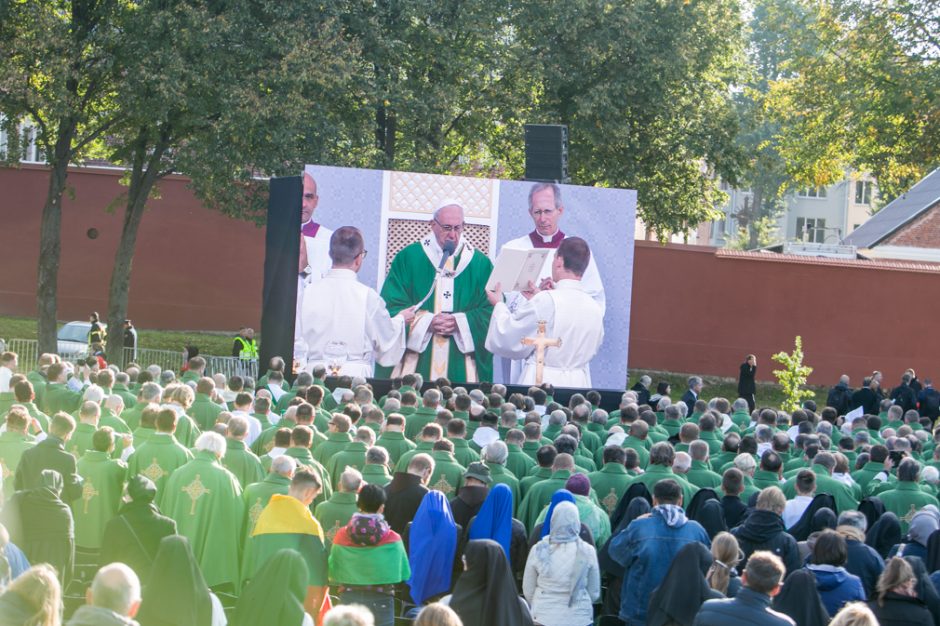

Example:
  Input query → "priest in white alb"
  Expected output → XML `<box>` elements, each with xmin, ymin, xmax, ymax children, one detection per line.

<box><xmin>484</xmin><ymin>237</ymin><xmax>604</xmax><ymax>388</ymax></box>
<box><xmin>498</xmin><ymin>182</ymin><xmax>604</xmax><ymax>382</ymax></box>
<box><xmin>294</xmin><ymin>226</ymin><xmax>416</xmax><ymax>377</ymax></box>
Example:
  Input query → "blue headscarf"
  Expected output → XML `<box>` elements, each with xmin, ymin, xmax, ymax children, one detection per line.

<box><xmin>468</xmin><ymin>484</ymin><xmax>514</xmax><ymax>561</ymax></box>
<box><xmin>407</xmin><ymin>491</ymin><xmax>458</xmax><ymax>605</ymax></box>
<box><xmin>540</xmin><ymin>489</ymin><xmax>576</xmax><ymax>538</ymax></box>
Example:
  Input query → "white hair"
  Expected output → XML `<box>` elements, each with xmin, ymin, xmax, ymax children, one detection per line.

<box><xmin>339</xmin><ymin>467</ymin><xmax>363</xmax><ymax>493</ymax></box>
<box><xmin>323</xmin><ymin>604</ymin><xmax>375</xmax><ymax>626</ymax></box>
<box><xmin>146</xmin><ymin>364</ymin><xmax>161</xmax><ymax>378</ymax></box>
<box><xmin>91</xmin><ymin>562</ymin><xmax>141</xmax><ymax>616</ymax></box>
<box><xmin>483</xmin><ymin>441</ymin><xmax>509</xmax><ymax>465</ymax></box>
<box><xmin>139</xmin><ymin>382</ymin><xmax>162</xmax><ymax>402</ymax></box>
<box><xmin>195</xmin><ymin>431</ymin><xmax>227</xmax><ymax>457</ymax></box>
<box><xmin>104</xmin><ymin>394</ymin><xmax>124</xmax><ymax>413</ymax></box>
<box><xmin>734</xmin><ymin>453</ymin><xmax>757</xmax><ymax>473</ymax></box>
<box><xmin>673</xmin><ymin>451</ymin><xmax>692</xmax><ymax>472</ymax></box>
<box><xmin>548</xmin><ymin>410</ymin><xmax>567</xmax><ymax>426</ymax></box>
<box><xmin>924</xmin><ymin>466</ymin><xmax>940</xmax><ymax>484</ymax></box>
<box><xmin>271</xmin><ymin>455</ymin><xmax>297</xmax><ymax>476</ymax></box>
<box><xmin>83</xmin><ymin>384</ymin><xmax>106</xmax><ymax>404</ymax></box>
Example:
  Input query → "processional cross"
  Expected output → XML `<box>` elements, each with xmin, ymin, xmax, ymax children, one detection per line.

<box><xmin>521</xmin><ymin>321</ymin><xmax>562</xmax><ymax>385</ymax></box>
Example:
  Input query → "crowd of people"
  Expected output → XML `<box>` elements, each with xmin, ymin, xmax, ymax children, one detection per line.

<box><xmin>2</xmin><ymin>349</ymin><xmax>940</xmax><ymax>625</ymax></box>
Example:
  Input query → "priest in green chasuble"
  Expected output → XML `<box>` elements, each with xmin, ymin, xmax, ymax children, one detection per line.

<box><xmin>161</xmin><ymin>431</ymin><xmax>244</xmax><ymax>592</ymax></box>
<box><xmin>378</xmin><ymin>203</ymin><xmax>494</xmax><ymax>383</ymax></box>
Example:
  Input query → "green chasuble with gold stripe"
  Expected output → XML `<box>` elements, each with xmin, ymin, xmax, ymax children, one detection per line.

<box><xmin>377</xmin><ymin>238</ymin><xmax>494</xmax><ymax>383</ymax></box>
<box><xmin>72</xmin><ymin>450</ymin><xmax>126</xmax><ymax>549</ymax></box>
<box><xmin>242</xmin><ymin>494</ymin><xmax>329</xmax><ymax>589</ymax></box>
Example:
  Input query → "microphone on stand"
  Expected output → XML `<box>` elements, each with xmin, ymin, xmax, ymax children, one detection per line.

<box><xmin>438</xmin><ymin>239</ymin><xmax>457</xmax><ymax>270</ymax></box>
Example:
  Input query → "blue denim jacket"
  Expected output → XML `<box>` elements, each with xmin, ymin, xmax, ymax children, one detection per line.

<box><xmin>609</xmin><ymin>510</ymin><xmax>710</xmax><ymax>625</ymax></box>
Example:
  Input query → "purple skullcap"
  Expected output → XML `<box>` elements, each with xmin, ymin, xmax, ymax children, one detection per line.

<box><xmin>565</xmin><ymin>473</ymin><xmax>591</xmax><ymax>496</ymax></box>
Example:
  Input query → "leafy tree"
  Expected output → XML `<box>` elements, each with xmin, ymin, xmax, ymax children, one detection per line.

<box><xmin>772</xmin><ymin>335</ymin><xmax>814</xmax><ymax>412</ymax></box>
<box><xmin>766</xmin><ymin>0</ymin><xmax>940</xmax><ymax>202</ymax></box>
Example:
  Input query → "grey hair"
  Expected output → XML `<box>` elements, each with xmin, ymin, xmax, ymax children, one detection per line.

<box><xmin>548</xmin><ymin>410</ymin><xmax>567</xmax><ymax>426</ymax></box>
<box><xmin>755</xmin><ymin>425</ymin><xmax>774</xmax><ymax>443</ymax></box>
<box><xmin>139</xmin><ymin>382</ymin><xmax>163</xmax><ymax>402</ymax></box>
<box><xmin>355</xmin><ymin>426</ymin><xmax>375</xmax><ymax>446</ymax></box>
<box><xmin>673</xmin><ymin>451</ymin><xmax>692</xmax><ymax>472</ymax></box>
<box><xmin>323</xmin><ymin>604</ymin><xmax>376</xmax><ymax>626</ymax></box>
<box><xmin>383</xmin><ymin>398</ymin><xmax>401</xmax><ymax>412</ymax></box>
<box><xmin>432</xmin><ymin>203</ymin><xmax>465</xmax><ymax>221</ymax></box>
<box><xmin>640</xmin><ymin>375</ymin><xmax>652</xmax><ymax>387</ymax></box>
<box><xmin>339</xmin><ymin>467</ymin><xmax>363</xmax><ymax>493</ymax></box>
<box><xmin>146</xmin><ymin>364</ymin><xmax>161</xmax><ymax>378</ymax></box>
<box><xmin>676</xmin><ymin>401</ymin><xmax>688</xmax><ymax>418</ymax></box>
<box><xmin>657</xmin><ymin>397</ymin><xmax>672</xmax><ymax>411</ymax></box>
<box><xmin>732</xmin><ymin>398</ymin><xmax>749</xmax><ymax>412</ymax></box>
<box><xmin>689</xmin><ymin>440</ymin><xmax>709</xmax><ymax>461</ymax></box>
<box><xmin>664</xmin><ymin>405</ymin><xmax>681</xmax><ymax>420</ymax></box>
<box><xmin>271</xmin><ymin>455</ymin><xmax>297</xmax><ymax>476</ymax></box>
<box><xmin>91</xmin><ymin>562</ymin><xmax>141</xmax><ymax>615</ymax></box>
<box><xmin>104</xmin><ymin>394</ymin><xmax>124</xmax><ymax>413</ymax></box>
<box><xmin>366</xmin><ymin>446</ymin><xmax>389</xmax><ymax>465</ymax></box>
<box><xmin>483</xmin><ymin>441</ymin><xmax>509</xmax><ymax>465</ymax></box>
<box><xmin>649</xmin><ymin>442</ymin><xmax>675</xmax><ymax>466</ymax></box>
<box><xmin>83</xmin><ymin>385</ymin><xmax>106</xmax><ymax>404</ymax></box>
<box><xmin>195</xmin><ymin>431</ymin><xmax>227</xmax><ymax>457</ymax></box>
<box><xmin>422</xmin><ymin>388</ymin><xmax>442</xmax><ymax>406</ymax></box>
<box><xmin>527</xmin><ymin>182</ymin><xmax>562</xmax><ymax>210</ymax></box>
<box><xmin>924</xmin><ymin>466</ymin><xmax>940</xmax><ymax>484</ymax></box>
<box><xmin>295</xmin><ymin>371</ymin><xmax>313</xmax><ymax>386</ymax></box>
<box><xmin>817</xmin><ymin>421</ymin><xmax>833</xmax><ymax>436</ymax></box>
<box><xmin>591</xmin><ymin>409</ymin><xmax>608</xmax><ymax>425</ymax></box>
<box><xmin>837</xmin><ymin>510</ymin><xmax>867</xmax><ymax>532</ymax></box>
<box><xmin>159</xmin><ymin>370</ymin><xmax>176</xmax><ymax>385</ymax></box>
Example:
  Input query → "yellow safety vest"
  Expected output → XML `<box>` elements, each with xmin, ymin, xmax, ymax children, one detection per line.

<box><xmin>234</xmin><ymin>336</ymin><xmax>258</xmax><ymax>360</ymax></box>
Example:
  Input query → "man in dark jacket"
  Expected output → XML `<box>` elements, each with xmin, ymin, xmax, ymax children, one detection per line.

<box><xmin>737</xmin><ymin>355</ymin><xmax>757</xmax><ymax>412</ymax></box>
<box><xmin>384</xmin><ymin>453</ymin><xmax>433</xmax><ymax>534</ymax></box>
<box><xmin>629</xmin><ymin>375</ymin><xmax>651</xmax><ymax>408</ymax></box>
<box><xmin>890</xmin><ymin>373</ymin><xmax>918</xmax><ymax>414</ymax></box>
<box><xmin>837</xmin><ymin>510</ymin><xmax>884</xmax><ymax>597</ymax></box>
<box><xmin>14</xmin><ymin>413</ymin><xmax>83</xmax><ymax>503</ymax></box>
<box><xmin>731</xmin><ymin>486</ymin><xmax>801</xmax><ymax>575</ymax></box>
<box><xmin>449</xmin><ymin>462</ymin><xmax>491</xmax><ymax>528</ymax></box>
<box><xmin>680</xmin><ymin>376</ymin><xmax>703</xmax><ymax>413</ymax></box>
<box><xmin>918</xmin><ymin>379</ymin><xmax>940</xmax><ymax>422</ymax></box>
<box><xmin>850</xmin><ymin>378</ymin><xmax>880</xmax><ymax>416</ymax></box>
<box><xmin>826</xmin><ymin>375</ymin><xmax>853</xmax><ymax>416</ymax></box>
<box><xmin>693</xmin><ymin>551</ymin><xmax>794</xmax><ymax>625</ymax></box>
<box><xmin>99</xmin><ymin>476</ymin><xmax>177</xmax><ymax>586</ymax></box>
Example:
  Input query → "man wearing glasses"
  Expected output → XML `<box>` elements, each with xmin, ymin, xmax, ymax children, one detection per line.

<box><xmin>295</xmin><ymin>227</ymin><xmax>416</xmax><ymax>377</ymax></box>
<box><xmin>378</xmin><ymin>203</ymin><xmax>494</xmax><ymax>383</ymax></box>
<box><xmin>497</xmin><ymin>182</ymin><xmax>605</xmax><ymax>383</ymax></box>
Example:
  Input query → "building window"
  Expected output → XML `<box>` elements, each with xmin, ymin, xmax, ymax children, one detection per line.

<box><xmin>796</xmin><ymin>217</ymin><xmax>827</xmax><ymax>243</ymax></box>
<box><xmin>855</xmin><ymin>180</ymin><xmax>873</xmax><ymax>205</ymax></box>
<box><xmin>797</xmin><ymin>186</ymin><xmax>828</xmax><ymax>199</ymax></box>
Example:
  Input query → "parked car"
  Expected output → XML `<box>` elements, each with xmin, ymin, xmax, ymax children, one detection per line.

<box><xmin>57</xmin><ymin>321</ymin><xmax>106</xmax><ymax>359</ymax></box>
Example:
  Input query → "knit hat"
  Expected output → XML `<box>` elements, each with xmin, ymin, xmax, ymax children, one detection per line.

<box><xmin>347</xmin><ymin>513</ymin><xmax>390</xmax><ymax>546</ymax></box>
<box><xmin>565</xmin><ymin>473</ymin><xmax>591</xmax><ymax>496</ymax></box>
<box><xmin>127</xmin><ymin>475</ymin><xmax>157</xmax><ymax>503</ymax></box>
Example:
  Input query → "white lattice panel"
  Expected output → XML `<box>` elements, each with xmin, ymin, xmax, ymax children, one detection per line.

<box><xmin>388</xmin><ymin>171</ymin><xmax>496</xmax><ymax>218</ymax></box>
<box><xmin>385</xmin><ymin>219</ymin><xmax>491</xmax><ymax>276</ymax></box>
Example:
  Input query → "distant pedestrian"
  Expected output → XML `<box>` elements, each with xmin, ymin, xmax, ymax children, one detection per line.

<box><xmin>738</xmin><ymin>355</ymin><xmax>757</xmax><ymax>412</ymax></box>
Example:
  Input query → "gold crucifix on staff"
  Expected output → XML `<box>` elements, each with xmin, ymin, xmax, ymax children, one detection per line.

<box><xmin>521</xmin><ymin>320</ymin><xmax>561</xmax><ymax>385</ymax></box>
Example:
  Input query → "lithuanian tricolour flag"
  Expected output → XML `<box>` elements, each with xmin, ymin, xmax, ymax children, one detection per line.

<box><xmin>242</xmin><ymin>494</ymin><xmax>329</xmax><ymax>587</ymax></box>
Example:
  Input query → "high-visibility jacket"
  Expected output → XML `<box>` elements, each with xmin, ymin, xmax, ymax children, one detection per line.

<box><xmin>234</xmin><ymin>336</ymin><xmax>258</xmax><ymax>360</ymax></box>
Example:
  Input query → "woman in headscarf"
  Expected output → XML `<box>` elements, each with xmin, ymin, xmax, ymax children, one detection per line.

<box><xmin>450</xmin><ymin>539</ymin><xmax>533</xmax><ymax>626</ymax></box>
<box><xmin>136</xmin><ymin>535</ymin><xmax>222</xmax><ymax>626</ymax></box>
<box><xmin>599</xmin><ymin>496</ymin><xmax>651</xmax><ymax>616</ymax></box>
<box><xmin>647</xmin><ymin>541</ymin><xmax>722</xmax><ymax>626</ymax></box>
<box><xmin>527</xmin><ymin>490</ymin><xmax>594</xmax><ymax>549</ymax></box>
<box><xmin>523</xmin><ymin>502</ymin><xmax>599</xmax><ymax>626</ymax></box>
<box><xmin>772</xmin><ymin>569</ymin><xmax>831</xmax><ymax>626</ymax></box>
<box><xmin>706</xmin><ymin>531</ymin><xmax>742</xmax><ymax>598</ymax></box>
<box><xmin>408</xmin><ymin>491</ymin><xmax>458</xmax><ymax>606</ymax></box>
<box><xmin>466</xmin><ymin>484</ymin><xmax>528</xmax><ymax>578</ymax></box>
<box><xmin>694</xmin><ymin>499</ymin><xmax>728</xmax><ymax>540</ymax></box>
<box><xmin>867</xmin><ymin>511</ymin><xmax>902</xmax><ymax>559</ymax></box>
<box><xmin>798</xmin><ymin>507</ymin><xmax>839</xmax><ymax>562</ymax></box>
<box><xmin>231</xmin><ymin>549</ymin><xmax>312</xmax><ymax>626</ymax></box>
<box><xmin>890</xmin><ymin>506</ymin><xmax>940</xmax><ymax>562</ymax></box>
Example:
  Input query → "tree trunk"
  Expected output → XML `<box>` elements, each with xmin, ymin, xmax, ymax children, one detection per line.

<box><xmin>105</xmin><ymin>132</ymin><xmax>168</xmax><ymax>368</ymax></box>
<box><xmin>36</xmin><ymin>125</ymin><xmax>77</xmax><ymax>354</ymax></box>
<box><xmin>747</xmin><ymin>187</ymin><xmax>763</xmax><ymax>249</ymax></box>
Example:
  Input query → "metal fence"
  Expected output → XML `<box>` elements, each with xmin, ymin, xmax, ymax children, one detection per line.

<box><xmin>1</xmin><ymin>338</ymin><xmax>257</xmax><ymax>381</ymax></box>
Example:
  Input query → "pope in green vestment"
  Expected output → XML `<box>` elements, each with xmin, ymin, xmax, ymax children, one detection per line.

<box><xmin>377</xmin><ymin>209</ymin><xmax>494</xmax><ymax>384</ymax></box>
<box><xmin>162</xmin><ymin>446</ymin><xmax>244</xmax><ymax>591</ymax></box>
<box><xmin>72</xmin><ymin>448</ymin><xmax>127</xmax><ymax>549</ymax></box>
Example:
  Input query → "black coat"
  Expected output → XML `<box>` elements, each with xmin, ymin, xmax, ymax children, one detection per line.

<box><xmin>868</xmin><ymin>592</ymin><xmax>933</xmax><ymax>625</ymax></box>
<box><xmin>731</xmin><ymin>509</ymin><xmax>801</xmax><ymax>575</ymax></box>
<box><xmin>693</xmin><ymin>587</ymin><xmax>795</xmax><ymax>626</ymax></box>
<box><xmin>450</xmin><ymin>486</ymin><xmax>489</xmax><ymax>529</ymax></box>
<box><xmin>891</xmin><ymin>384</ymin><xmax>918</xmax><ymax>414</ymax></box>
<box><xmin>630</xmin><ymin>382</ymin><xmax>651</xmax><ymax>408</ymax></box>
<box><xmin>4</xmin><ymin>484</ymin><xmax>74</xmax><ymax>586</ymax></box>
<box><xmin>14</xmin><ymin>436</ymin><xmax>83</xmax><ymax>502</ymax></box>
<box><xmin>738</xmin><ymin>363</ymin><xmax>757</xmax><ymax>396</ymax></box>
<box><xmin>851</xmin><ymin>387</ymin><xmax>880</xmax><ymax>415</ymax></box>
<box><xmin>826</xmin><ymin>383</ymin><xmax>854</xmax><ymax>416</ymax></box>
<box><xmin>384</xmin><ymin>472</ymin><xmax>430</xmax><ymax>534</ymax></box>
<box><xmin>99</xmin><ymin>501</ymin><xmax>178</xmax><ymax>585</ymax></box>
<box><xmin>681</xmin><ymin>390</ymin><xmax>698</xmax><ymax>411</ymax></box>
<box><xmin>845</xmin><ymin>537</ymin><xmax>885</xmax><ymax>598</ymax></box>
<box><xmin>919</xmin><ymin>388</ymin><xmax>940</xmax><ymax>420</ymax></box>
<box><xmin>722</xmin><ymin>495</ymin><xmax>749</xmax><ymax>529</ymax></box>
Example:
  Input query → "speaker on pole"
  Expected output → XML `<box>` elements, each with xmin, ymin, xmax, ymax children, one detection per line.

<box><xmin>524</xmin><ymin>124</ymin><xmax>569</xmax><ymax>183</ymax></box>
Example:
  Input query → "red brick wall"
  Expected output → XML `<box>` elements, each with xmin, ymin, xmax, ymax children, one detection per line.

<box><xmin>881</xmin><ymin>202</ymin><xmax>940</xmax><ymax>247</ymax></box>
<box><xmin>3</xmin><ymin>165</ymin><xmax>940</xmax><ymax>386</ymax></box>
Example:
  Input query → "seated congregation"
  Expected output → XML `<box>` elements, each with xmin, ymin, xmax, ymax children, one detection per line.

<box><xmin>1</xmin><ymin>350</ymin><xmax>940</xmax><ymax>626</ymax></box>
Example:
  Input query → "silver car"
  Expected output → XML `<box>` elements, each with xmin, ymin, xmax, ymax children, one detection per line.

<box><xmin>57</xmin><ymin>321</ymin><xmax>107</xmax><ymax>359</ymax></box>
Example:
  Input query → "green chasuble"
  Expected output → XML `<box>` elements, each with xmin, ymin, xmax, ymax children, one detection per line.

<box><xmin>127</xmin><ymin>433</ymin><xmax>194</xmax><ymax>508</ymax></box>
<box><xmin>312</xmin><ymin>432</ymin><xmax>353</xmax><ymax>467</ymax></box>
<box><xmin>26</xmin><ymin>370</ymin><xmax>48</xmax><ymax>409</ymax></box>
<box><xmin>376</xmin><ymin>239</ymin><xmax>494</xmax><ymax>383</ymax></box>
<box><xmin>68</xmin><ymin>423</ymin><xmax>98</xmax><ymax>459</ymax></box>
<box><xmin>428</xmin><ymin>451</ymin><xmax>466</xmax><ymax>498</ymax></box>
<box><xmin>588</xmin><ymin>463</ymin><xmax>633</xmax><ymax>515</ymax></box>
<box><xmin>0</xmin><ymin>431</ymin><xmax>35</xmax><ymax>498</ymax></box>
<box><xmin>111</xmin><ymin>383</ymin><xmax>137</xmax><ymax>410</ymax></box>
<box><xmin>520</xmin><ymin>466</ymin><xmax>553</xmax><ymax>498</ymax></box>
<box><xmin>242</xmin><ymin>494</ymin><xmax>328</xmax><ymax>589</ymax></box>
<box><xmin>396</xmin><ymin>441</ymin><xmax>435</xmax><ymax>473</ymax></box>
<box><xmin>281</xmin><ymin>447</ymin><xmax>333</xmax><ymax>509</ymax></box>
<box><xmin>120</xmin><ymin>403</ymin><xmax>146</xmax><ymax>432</ymax></box>
<box><xmin>487</xmin><ymin>463</ymin><xmax>521</xmax><ymax>509</ymax></box>
<box><xmin>18</xmin><ymin>402</ymin><xmax>50</xmax><ymax>433</ymax></box>
<box><xmin>191</xmin><ymin>393</ymin><xmax>225</xmax><ymax>431</ymax></box>
<box><xmin>222</xmin><ymin>440</ymin><xmax>265</xmax><ymax>489</ymax></box>
<box><xmin>375</xmin><ymin>431</ymin><xmax>415</xmax><ymax>466</ymax></box>
<box><xmin>535</xmin><ymin>493</ymin><xmax>611</xmax><ymax>546</ymax></box>
<box><xmin>42</xmin><ymin>382</ymin><xmax>83</xmax><ymax>415</ymax></box>
<box><xmin>72</xmin><ymin>450</ymin><xmax>127</xmax><ymax>549</ymax></box>
<box><xmin>782</xmin><ymin>465</ymin><xmax>859</xmax><ymax>514</ymax></box>
<box><xmin>314</xmin><ymin>491</ymin><xmax>359</xmax><ymax>547</ymax></box>
<box><xmin>451</xmin><ymin>438</ymin><xmax>481</xmax><ymax>469</ymax></box>
<box><xmin>162</xmin><ymin>450</ymin><xmax>245</xmax><ymax>590</ymax></box>
<box><xmin>518</xmin><ymin>469</ymin><xmax>574</xmax><ymax>531</ymax></box>
<box><xmin>685</xmin><ymin>461</ymin><xmax>724</xmax><ymax>490</ymax></box>
<box><xmin>626</xmin><ymin>466</ymin><xmax>698</xmax><ymax>510</ymax></box>
<box><xmin>243</xmin><ymin>472</ymin><xmax>291</xmax><ymax>540</ymax></box>
<box><xmin>878</xmin><ymin>482</ymin><xmax>940</xmax><ymax>534</ymax></box>
<box><xmin>506</xmin><ymin>443</ymin><xmax>536</xmax><ymax>480</ymax></box>
<box><xmin>326</xmin><ymin>442</ymin><xmax>369</xmax><ymax>489</ymax></box>
<box><xmin>361</xmin><ymin>464</ymin><xmax>393</xmax><ymax>487</ymax></box>
<box><xmin>405</xmin><ymin>407</ymin><xmax>439</xmax><ymax>442</ymax></box>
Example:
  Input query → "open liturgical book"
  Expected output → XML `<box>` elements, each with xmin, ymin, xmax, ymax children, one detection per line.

<box><xmin>486</xmin><ymin>248</ymin><xmax>551</xmax><ymax>292</ymax></box>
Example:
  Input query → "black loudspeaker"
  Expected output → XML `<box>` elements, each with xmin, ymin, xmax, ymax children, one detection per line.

<box><xmin>524</xmin><ymin>124</ymin><xmax>569</xmax><ymax>183</ymax></box>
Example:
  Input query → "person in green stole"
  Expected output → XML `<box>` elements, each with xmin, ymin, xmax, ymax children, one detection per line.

<box><xmin>877</xmin><ymin>457</ymin><xmax>940</xmax><ymax>534</ymax></box>
<box><xmin>315</xmin><ymin>467</ymin><xmax>362</xmax><ymax>547</ymax></box>
<box><xmin>161</xmin><ymin>432</ymin><xmax>244</xmax><ymax>591</ymax></box>
<box><xmin>587</xmin><ymin>446</ymin><xmax>633</xmax><ymax>515</ymax></box>
<box><xmin>361</xmin><ymin>447</ymin><xmax>394</xmax><ymax>487</ymax></box>
<box><xmin>72</xmin><ymin>427</ymin><xmax>127</xmax><ymax>550</ymax></box>
<box><xmin>127</xmin><ymin>408</ymin><xmax>193</xmax><ymax>507</ymax></box>
<box><xmin>243</xmin><ymin>468</ymin><xmax>329</xmax><ymax>617</ymax></box>
<box><xmin>120</xmin><ymin>382</ymin><xmax>162</xmax><ymax>432</ymax></box>
<box><xmin>375</xmin><ymin>415</ymin><xmax>415</xmax><ymax>466</ymax></box>
<box><xmin>69</xmin><ymin>401</ymin><xmax>101</xmax><ymax>459</ymax></box>
<box><xmin>685</xmin><ymin>441</ymin><xmax>724</xmax><ymax>490</ymax></box>
<box><xmin>243</xmin><ymin>455</ymin><xmax>295</xmax><ymax>540</ymax></box>
<box><xmin>377</xmin><ymin>204</ymin><xmax>494</xmax><ymax>384</ymax></box>
<box><xmin>327</xmin><ymin>427</ymin><xmax>372</xmax><ymax>488</ymax></box>
<box><xmin>0</xmin><ymin>406</ymin><xmax>35</xmax><ymax>498</ymax></box>
<box><xmin>428</xmin><ymin>440</ymin><xmax>467</xmax><ymax>498</ymax></box>
<box><xmin>505</xmin><ymin>429</ymin><xmax>536</xmax><ymax>479</ymax></box>
<box><xmin>222</xmin><ymin>416</ymin><xmax>266</xmax><ymax>489</ymax></box>
<box><xmin>41</xmin><ymin>362</ymin><xmax>84</xmax><ymax>416</ymax></box>
<box><xmin>190</xmin><ymin>378</ymin><xmax>226</xmax><ymax>431</ymax></box>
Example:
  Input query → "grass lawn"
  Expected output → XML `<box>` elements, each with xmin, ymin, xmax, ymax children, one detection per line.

<box><xmin>1</xmin><ymin>314</ymin><xmax>825</xmax><ymax>407</ymax></box>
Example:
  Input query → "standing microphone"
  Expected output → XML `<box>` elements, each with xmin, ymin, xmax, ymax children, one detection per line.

<box><xmin>438</xmin><ymin>240</ymin><xmax>456</xmax><ymax>270</ymax></box>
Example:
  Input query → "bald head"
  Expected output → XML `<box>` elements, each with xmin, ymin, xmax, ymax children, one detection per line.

<box><xmin>90</xmin><ymin>562</ymin><xmax>141</xmax><ymax>617</ymax></box>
